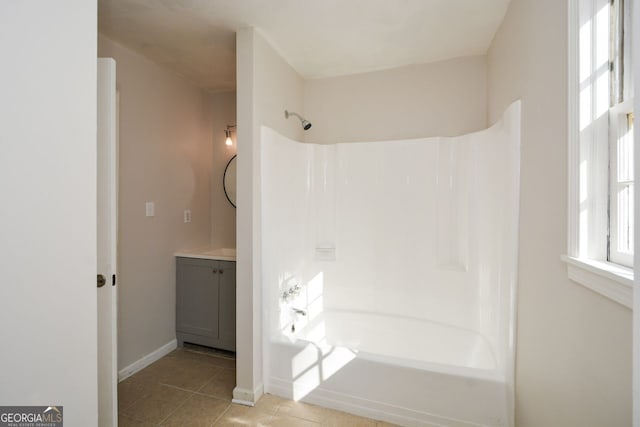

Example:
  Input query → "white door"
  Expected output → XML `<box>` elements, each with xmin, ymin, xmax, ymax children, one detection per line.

<box><xmin>97</xmin><ymin>58</ymin><xmax>118</xmax><ymax>427</ymax></box>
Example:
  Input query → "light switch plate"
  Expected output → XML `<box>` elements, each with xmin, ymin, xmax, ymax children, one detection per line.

<box><xmin>145</xmin><ymin>202</ymin><xmax>155</xmax><ymax>217</ymax></box>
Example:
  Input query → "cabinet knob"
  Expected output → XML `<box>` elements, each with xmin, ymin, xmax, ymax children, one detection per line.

<box><xmin>219</xmin><ymin>269</ymin><xmax>224</xmax><ymax>275</ymax></box>
<box><xmin>212</xmin><ymin>269</ymin><xmax>218</xmax><ymax>274</ymax></box>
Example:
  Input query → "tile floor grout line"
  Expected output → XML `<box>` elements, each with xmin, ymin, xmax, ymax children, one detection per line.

<box><xmin>208</xmin><ymin>401</ymin><xmax>234</xmax><ymax>427</ymax></box>
<box><xmin>157</xmin><ymin>382</ymin><xmax>201</xmax><ymax>394</ymax></box>
<box><xmin>163</xmin><ymin>359</ymin><xmax>235</xmax><ymax>371</ymax></box>
<box><xmin>190</xmin><ymin>389</ymin><xmax>234</xmax><ymax>401</ymax></box>
<box><xmin>276</xmin><ymin>403</ymin><xmax>334</xmax><ymax>425</ymax></box>
<box><xmin>181</xmin><ymin>345</ymin><xmax>236</xmax><ymax>360</ymax></box>
<box><xmin>120</xmin><ymin>399</ymin><xmax>157</xmax><ymax>424</ymax></box>
<box><xmin>168</xmin><ymin>358</ymin><xmax>235</xmax><ymax>371</ymax></box>
<box><xmin>185</xmin><ymin>351</ymin><xmax>236</xmax><ymax>362</ymax></box>
<box><xmin>154</xmin><ymin>389</ymin><xmax>199</xmax><ymax>426</ymax></box>
<box><xmin>157</xmin><ymin>380</ymin><xmax>236</xmax><ymax>405</ymax></box>
<box><xmin>176</xmin><ymin>349</ymin><xmax>237</xmax><ymax>363</ymax></box>
<box><xmin>118</xmin><ymin>396</ymin><xmax>140</xmax><ymax>414</ymax></box>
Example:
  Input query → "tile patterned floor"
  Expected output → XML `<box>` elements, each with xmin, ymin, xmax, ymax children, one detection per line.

<box><xmin>118</xmin><ymin>347</ymin><xmax>397</xmax><ymax>426</ymax></box>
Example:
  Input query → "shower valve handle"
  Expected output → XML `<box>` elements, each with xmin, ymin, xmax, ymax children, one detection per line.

<box><xmin>282</xmin><ymin>284</ymin><xmax>302</xmax><ymax>302</ymax></box>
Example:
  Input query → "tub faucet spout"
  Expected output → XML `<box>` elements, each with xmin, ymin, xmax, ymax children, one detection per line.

<box><xmin>291</xmin><ymin>308</ymin><xmax>306</xmax><ymax>316</ymax></box>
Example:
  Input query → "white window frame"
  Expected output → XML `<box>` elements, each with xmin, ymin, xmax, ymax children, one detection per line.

<box><xmin>565</xmin><ymin>0</ymin><xmax>634</xmax><ymax>309</ymax></box>
<box><xmin>609</xmin><ymin>0</ymin><xmax>634</xmax><ymax>267</ymax></box>
<box><xmin>609</xmin><ymin>100</ymin><xmax>634</xmax><ymax>266</ymax></box>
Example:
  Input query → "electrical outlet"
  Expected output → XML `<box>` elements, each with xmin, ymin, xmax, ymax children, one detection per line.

<box><xmin>184</xmin><ymin>209</ymin><xmax>192</xmax><ymax>223</ymax></box>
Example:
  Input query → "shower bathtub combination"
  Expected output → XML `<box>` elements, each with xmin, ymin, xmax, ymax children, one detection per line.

<box><xmin>261</xmin><ymin>102</ymin><xmax>521</xmax><ymax>427</ymax></box>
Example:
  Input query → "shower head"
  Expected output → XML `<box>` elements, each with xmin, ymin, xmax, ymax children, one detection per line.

<box><xmin>284</xmin><ymin>110</ymin><xmax>312</xmax><ymax>130</ymax></box>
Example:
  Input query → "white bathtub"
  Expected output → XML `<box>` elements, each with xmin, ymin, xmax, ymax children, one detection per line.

<box><xmin>261</xmin><ymin>102</ymin><xmax>520</xmax><ymax>426</ymax></box>
<box><xmin>266</xmin><ymin>310</ymin><xmax>508</xmax><ymax>427</ymax></box>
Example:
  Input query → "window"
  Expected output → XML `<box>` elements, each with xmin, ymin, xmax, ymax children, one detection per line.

<box><xmin>565</xmin><ymin>0</ymin><xmax>634</xmax><ymax>308</ymax></box>
<box><xmin>610</xmin><ymin>108</ymin><xmax>634</xmax><ymax>266</ymax></box>
<box><xmin>609</xmin><ymin>0</ymin><xmax>634</xmax><ymax>267</ymax></box>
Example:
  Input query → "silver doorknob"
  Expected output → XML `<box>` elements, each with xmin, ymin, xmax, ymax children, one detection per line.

<box><xmin>97</xmin><ymin>274</ymin><xmax>106</xmax><ymax>288</ymax></box>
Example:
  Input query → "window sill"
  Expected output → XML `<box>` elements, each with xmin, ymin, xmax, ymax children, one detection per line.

<box><xmin>561</xmin><ymin>255</ymin><xmax>633</xmax><ymax>309</ymax></box>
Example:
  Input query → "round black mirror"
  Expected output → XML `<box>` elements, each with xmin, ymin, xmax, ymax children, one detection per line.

<box><xmin>223</xmin><ymin>155</ymin><xmax>237</xmax><ymax>208</ymax></box>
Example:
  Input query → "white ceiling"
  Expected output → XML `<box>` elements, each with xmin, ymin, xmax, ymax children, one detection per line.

<box><xmin>98</xmin><ymin>0</ymin><xmax>511</xmax><ymax>93</ymax></box>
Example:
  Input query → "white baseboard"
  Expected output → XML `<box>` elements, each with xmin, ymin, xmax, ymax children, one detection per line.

<box><xmin>231</xmin><ymin>398</ymin><xmax>255</xmax><ymax>407</ymax></box>
<box><xmin>232</xmin><ymin>383</ymin><xmax>264</xmax><ymax>406</ymax></box>
<box><xmin>118</xmin><ymin>339</ymin><xmax>177</xmax><ymax>382</ymax></box>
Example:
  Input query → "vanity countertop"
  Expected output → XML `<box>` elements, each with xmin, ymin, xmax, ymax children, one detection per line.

<box><xmin>174</xmin><ymin>247</ymin><xmax>236</xmax><ymax>261</ymax></box>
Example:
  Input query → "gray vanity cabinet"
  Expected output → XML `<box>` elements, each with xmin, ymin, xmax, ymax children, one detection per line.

<box><xmin>176</xmin><ymin>257</ymin><xmax>236</xmax><ymax>351</ymax></box>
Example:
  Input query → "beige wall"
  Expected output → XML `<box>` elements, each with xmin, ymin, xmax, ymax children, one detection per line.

<box><xmin>635</xmin><ymin>0</ymin><xmax>640</xmax><ymax>417</ymax></box>
<box><xmin>0</xmin><ymin>1</ymin><xmax>98</xmax><ymax>423</ymax></box>
<box><xmin>487</xmin><ymin>1</ymin><xmax>632</xmax><ymax>426</ymax></box>
<box><xmin>303</xmin><ymin>56</ymin><xmax>487</xmax><ymax>143</ymax></box>
<box><xmin>210</xmin><ymin>91</ymin><xmax>237</xmax><ymax>249</ymax></box>
<box><xmin>99</xmin><ymin>35</ymin><xmax>213</xmax><ymax>370</ymax></box>
<box><xmin>236</xmin><ymin>27</ymin><xmax>304</xmax><ymax>402</ymax></box>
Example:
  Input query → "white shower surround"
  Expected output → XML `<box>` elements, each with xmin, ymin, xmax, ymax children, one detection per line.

<box><xmin>261</xmin><ymin>101</ymin><xmax>521</xmax><ymax>426</ymax></box>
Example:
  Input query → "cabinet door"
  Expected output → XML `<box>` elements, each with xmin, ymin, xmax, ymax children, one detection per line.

<box><xmin>218</xmin><ymin>261</ymin><xmax>236</xmax><ymax>349</ymax></box>
<box><xmin>176</xmin><ymin>258</ymin><xmax>220</xmax><ymax>339</ymax></box>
